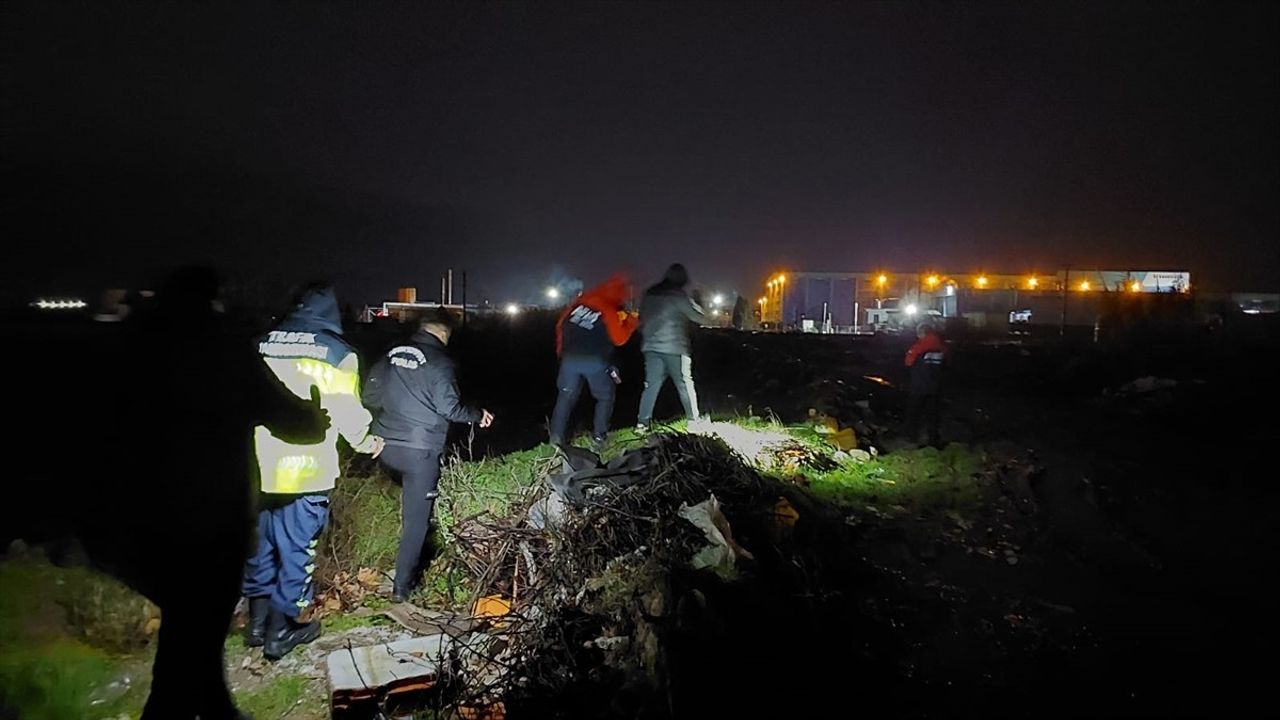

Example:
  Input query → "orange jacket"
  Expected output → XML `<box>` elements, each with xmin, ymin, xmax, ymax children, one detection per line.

<box><xmin>556</xmin><ymin>275</ymin><xmax>638</xmax><ymax>356</ymax></box>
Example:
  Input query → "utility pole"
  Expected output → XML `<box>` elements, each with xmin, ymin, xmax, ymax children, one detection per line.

<box><xmin>447</xmin><ymin>269</ymin><xmax>454</xmax><ymax>306</ymax></box>
<box><xmin>461</xmin><ymin>271</ymin><xmax>468</xmax><ymax>328</ymax></box>
<box><xmin>1060</xmin><ymin>265</ymin><xmax>1070</xmax><ymax>338</ymax></box>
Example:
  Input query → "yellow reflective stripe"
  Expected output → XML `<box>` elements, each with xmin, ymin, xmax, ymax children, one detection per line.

<box><xmin>271</xmin><ymin>453</ymin><xmax>320</xmax><ymax>494</ymax></box>
<box><xmin>295</xmin><ymin>358</ymin><xmax>359</xmax><ymax>396</ymax></box>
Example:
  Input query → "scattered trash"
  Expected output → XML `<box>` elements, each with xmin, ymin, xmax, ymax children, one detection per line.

<box><xmin>472</xmin><ymin>595</ymin><xmax>512</xmax><ymax>621</ymax></box>
<box><xmin>679</xmin><ymin>494</ymin><xmax>755</xmax><ymax>579</ymax></box>
<box><xmin>328</xmin><ymin>634</ymin><xmax>454</xmax><ymax>718</ymax></box>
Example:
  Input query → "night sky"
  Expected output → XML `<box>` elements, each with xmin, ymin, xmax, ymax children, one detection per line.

<box><xmin>3</xmin><ymin>1</ymin><xmax>1277</xmax><ymax>306</ymax></box>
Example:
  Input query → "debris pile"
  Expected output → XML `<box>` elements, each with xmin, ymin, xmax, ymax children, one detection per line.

<box><xmin>435</xmin><ymin>432</ymin><xmax>887</xmax><ymax>717</ymax></box>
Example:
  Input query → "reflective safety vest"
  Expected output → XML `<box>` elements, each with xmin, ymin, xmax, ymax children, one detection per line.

<box><xmin>254</xmin><ymin>335</ymin><xmax>376</xmax><ymax>494</ymax></box>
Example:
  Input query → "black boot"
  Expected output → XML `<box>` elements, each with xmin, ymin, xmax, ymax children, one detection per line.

<box><xmin>263</xmin><ymin>608</ymin><xmax>320</xmax><ymax>661</ymax></box>
<box><xmin>391</xmin><ymin>583</ymin><xmax>412</xmax><ymax>603</ymax></box>
<box><xmin>245</xmin><ymin>597</ymin><xmax>270</xmax><ymax>648</ymax></box>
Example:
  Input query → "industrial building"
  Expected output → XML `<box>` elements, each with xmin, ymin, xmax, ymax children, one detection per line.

<box><xmin>758</xmin><ymin>270</ymin><xmax>1193</xmax><ymax>333</ymax></box>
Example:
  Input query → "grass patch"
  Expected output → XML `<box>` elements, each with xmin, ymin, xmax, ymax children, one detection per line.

<box><xmin>0</xmin><ymin>558</ymin><xmax>151</xmax><ymax>720</ymax></box>
<box><xmin>805</xmin><ymin>443</ymin><xmax>988</xmax><ymax>512</ymax></box>
<box><xmin>324</xmin><ymin>445</ymin><xmax>560</xmax><ymax>609</ymax></box>
<box><xmin>235</xmin><ymin>675</ymin><xmax>321</xmax><ymax>719</ymax></box>
<box><xmin>324</xmin><ymin>470</ymin><xmax>403</xmax><ymax>575</ymax></box>
<box><xmin>321</xmin><ymin>611</ymin><xmax>388</xmax><ymax>633</ymax></box>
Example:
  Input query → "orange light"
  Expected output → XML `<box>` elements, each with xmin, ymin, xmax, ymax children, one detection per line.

<box><xmin>777</xmin><ymin>274</ymin><xmax>786</xmax><ymax>284</ymax></box>
<box><xmin>1027</xmin><ymin>276</ymin><xmax>1038</xmax><ymax>289</ymax></box>
<box><xmin>876</xmin><ymin>274</ymin><xmax>888</xmax><ymax>286</ymax></box>
<box><xmin>1079</xmin><ymin>280</ymin><xmax>1091</xmax><ymax>291</ymax></box>
<box><xmin>926</xmin><ymin>274</ymin><xmax>940</xmax><ymax>287</ymax></box>
<box><xmin>758</xmin><ymin>297</ymin><xmax>766</xmax><ymax>305</ymax></box>
<box><xmin>1129</xmin><ymin>280</ymin><xmax>1141</xmax><ymax>292</ymax></box>
<box><xmin>976</xmin><ymin>275</ymin><xmax>989</xmax><ymax>288</ymax></box>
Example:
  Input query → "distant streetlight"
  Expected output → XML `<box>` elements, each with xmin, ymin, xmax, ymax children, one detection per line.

<box><xmin>505</xmin><ymin>303</ymin><xmax>520</xmax><ymax>315</ymax></box>
<box><xmin>712</xmin><ymin>294</ymin><xmax>724</xmax><ymax>307</ymax></box>
<box><xmin>545</xmin><ymin>287</ymin><xmax>560</xmax><ymax>300</ymax></box>
<box><xmin>1027</xmin><ymin>276</ymin><xmax>1039</xmax><ymax>289</ymax></box>
<box><xmin>1129</xmin><ymin>280</ymin><xmax>1142</xmax><ymax>292</ymax></box>
<box><xmin>904</xmin><ymin>304</ymin><xmax>918</xmax><ymax>316</ymax></box>
<box><xmin>926</xmin><ymin>274</ymin><xmax>940</xmax><ymax>288</ymax></box>
<box><xmin>1078</xmin><ymin>280</ymin><xmax>1091</xmax><ymax>292</ymax></box>
<box><xmin>876</xmin><ymin>274</ymin><xmax>888</xmax><ymax>287</ymax></box>
<box><xmin>976</xmin><ymin>275</ymin><xmax>989</xmax><ymax>288</ymax></box>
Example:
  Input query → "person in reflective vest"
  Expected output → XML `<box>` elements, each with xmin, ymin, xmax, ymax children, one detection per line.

<box><xmin>242</xmin><ymin>285</ymin><xmax>383</xmax><ymax>660</ymax></box>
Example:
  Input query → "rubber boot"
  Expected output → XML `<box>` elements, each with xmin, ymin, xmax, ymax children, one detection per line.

<box><xmin>244</xmin><ymin>597</ymin><xmax>270</xmax><ymax>648</ymax></box>
<box><xmin>263</xmin><ymin>608</ymin><xmax>320</xmax><ymax>661</ymax></box>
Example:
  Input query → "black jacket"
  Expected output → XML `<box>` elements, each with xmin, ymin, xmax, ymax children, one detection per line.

<box><xmin>364</xmin><ymin>331</ymin><xmax>482</xmax><ymax>449</ymax></box>
<box><xmin>638</xmin><ymin>286</ymin><xmax>706</xmax><ymax>355</ymax></box>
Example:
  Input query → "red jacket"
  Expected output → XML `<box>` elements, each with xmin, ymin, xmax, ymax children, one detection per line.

<box><xmin>556</xmin><ymin>275</ymin><xmax>638</xmax><ymax>356</ymax></box>
<box><xmin>905</xmin><ymin>330</ymin><xmax>947</xmax><ymax>367</ymax></box>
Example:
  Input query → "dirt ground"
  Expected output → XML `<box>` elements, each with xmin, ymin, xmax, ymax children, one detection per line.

<box><xmin>429</xmin><ymin>315</ymin><xmax>1278</xmax><ymax>717</ymax></box>
<box><xmin>4</xmin><ymin>312</ymin><xmax>1276</xmax><ymax>718</ymax></box>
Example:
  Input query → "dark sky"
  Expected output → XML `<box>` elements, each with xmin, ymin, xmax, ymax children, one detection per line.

<box><xmin>3</xmin><ymin>1</ymin><xmax>1277</xmax><ymax>305</ymax></box>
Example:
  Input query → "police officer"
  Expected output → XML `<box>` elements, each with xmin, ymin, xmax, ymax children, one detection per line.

<box><xmin>242</xmin><ymin>285</ymin><xmax>384</xmax><ymax>661</ymax></box>
<box><xmin>364</xmin><ymin>311</ymin><xmax>493</xmax><ymax>601</ymax></box>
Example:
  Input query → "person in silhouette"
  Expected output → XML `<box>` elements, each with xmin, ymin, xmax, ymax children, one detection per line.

<box><xmin>10</xmin><ymin>266</ymin><xmax>329</xmax><ymax>719</ymax></box>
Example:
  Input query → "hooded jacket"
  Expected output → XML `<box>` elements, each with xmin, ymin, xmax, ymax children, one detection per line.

<box><xmin>639</xmin><ymin>265</ymin><xmax>707</xmax><ymax>356</ymax></box>
<box><xmin>364</xmin><ymin>330</ymin><xmax>483</xmax><ymax>449</ymax></box>
<box><xmin>254</xmin><ymin>287</ymin><xmax>378</xmax><ymax>495</ymax></box>
<box><xmin>556</xmin><ymin>275</ymin><xmax>638</xmax><ymax>359</ymax></box>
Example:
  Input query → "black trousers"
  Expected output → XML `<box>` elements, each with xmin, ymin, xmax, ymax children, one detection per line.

<box><xmin>379</xmin><ymin>444</ymin><xmax>443</xmax><ymax>592</ymax></box>
<box><xmin>904</xmin><ymin>393</ymin><xmax>941</xmax><ymax>447</ymax></box>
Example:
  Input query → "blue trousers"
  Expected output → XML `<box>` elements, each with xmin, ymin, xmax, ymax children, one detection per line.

<box><xmin>549</xmin><ymin>355</ymin><xmax>616</xmax><ymax>443</ymax></box>
<box><xmin>242</xmin><ymin>495</ymin><xmax>330</xmax><ymax>619</ymax></box>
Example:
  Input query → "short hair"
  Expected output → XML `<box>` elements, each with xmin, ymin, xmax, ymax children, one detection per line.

<box><xmin>419</xmin><ymin>307</ymin><xmax>455</xmax><ymax>333</ymax></box>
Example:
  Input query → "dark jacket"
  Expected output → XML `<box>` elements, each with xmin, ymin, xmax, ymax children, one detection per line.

<box><xmin>364</xmin><ymin>331</ymin><xmax>482</xmax><ymax>449</ymax></box>
<box><xmin>557</xmin><ymin>275</ymin><xmax>638</xmax><ymax>360</ymax></box>
<box><xmin>905</xmin><ymin>330</ymin><xmax>947</xmax><ymax>396</ymax></box>
<box><xmin>639</xmin><ymin>270</ymin><xmax>706</xmax><ymax>356</ymax></box>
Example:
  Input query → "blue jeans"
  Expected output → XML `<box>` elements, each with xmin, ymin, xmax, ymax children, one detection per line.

<box><xmin>549</xmin><ymin>355</ymin><xmax>616</xmax><ymax>443</ymax></box>
<box><xmin>243</xmin><ymin>494</ymin><xmax>330</xmax><ymax>619</ymax></box>
<box><xmin>637</xmin><ymin>351</ymin><xmax>699</xmax><ymax>426</ymax></box>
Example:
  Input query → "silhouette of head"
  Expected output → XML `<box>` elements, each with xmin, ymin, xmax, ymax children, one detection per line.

<box><xmin>662</xmin><ymin>263</ymin><xmax>689</xmax><ymax>289</ymax></box>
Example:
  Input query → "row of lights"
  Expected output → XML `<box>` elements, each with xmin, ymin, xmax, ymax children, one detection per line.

<box><xmin>33</xmin><ymin>299</ymin><xmax>87</xmax><ymax>310</ymax></box>
<box><xmin>890</xmin><ymin>273</ymin><xmax>1145</xmax><ymax>293</ymax></box>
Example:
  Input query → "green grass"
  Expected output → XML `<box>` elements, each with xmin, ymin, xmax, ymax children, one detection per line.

<box><xmin>321</xmin><ymin>610</ymin><xmax>388</xmax><ymax>633</ymax></box>
<box><xmin>325</xmin><ymin>472</ymin><xmax>404</xmax><ymax>573</ymax></box>
<box><xmin>236</xmin><ymin>675</ymin><xmax>321</xmax><ymax>719</ymax></box>
<box><xmin>804</xmin><ymin>443</ymin><xmax>988</xmax><ymax>512</ymax></box>
<box><xmin>435</xmin><ymin>444</ymin><xmax>559</xmax><ymax>532</ymax></box>
<box><xmin>0</xmin><ymin>559</ymin><xmax>151</xmax><ymax>720</ymax></box>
